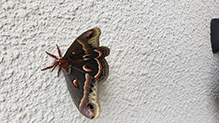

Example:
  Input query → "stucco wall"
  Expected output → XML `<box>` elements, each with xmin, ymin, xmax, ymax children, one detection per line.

<box><xmin>1</xmin><ymin>0</ymin><xmax>219</xmax><ymax>123</ymax></box>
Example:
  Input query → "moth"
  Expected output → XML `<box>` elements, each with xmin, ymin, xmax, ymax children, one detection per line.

<box><xmin>211</xmin><ymin>18</ymin><xmax>219</xmax><ymax>53</ymax></box>
<box><xmin>41</xmin><ymin>28</ymin><xmax>109</xmax><ymax>119</ymax></box>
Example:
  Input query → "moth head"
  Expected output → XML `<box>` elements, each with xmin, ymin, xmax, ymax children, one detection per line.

<box><xmin>41</xmin><ymin>44</ymin><xmax>69</xmax><ymax>76</ymax></box>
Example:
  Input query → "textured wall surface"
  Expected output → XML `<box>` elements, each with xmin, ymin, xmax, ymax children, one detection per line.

<box><xmin>1</xmin><ymin>0</ymin><xmax>219</xmax><ymax>123</ymax></box>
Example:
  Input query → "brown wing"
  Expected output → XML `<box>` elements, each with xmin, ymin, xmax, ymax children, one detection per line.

<box><xmin>62</xmin><ymin>28</ymin><xmax>101</xmax><ymax>60</ymax></box>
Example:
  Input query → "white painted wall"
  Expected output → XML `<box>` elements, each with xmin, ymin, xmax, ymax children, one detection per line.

<box><xmin>1</xmin><ymin>0</ymin><xmax>219</xmax><ymax>123</ymax></box>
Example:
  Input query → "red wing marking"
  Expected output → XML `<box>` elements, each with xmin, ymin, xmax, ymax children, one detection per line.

<box><xmin>72</xmin><ymin>50</ymin><xmax>76</xmax><ymax>54</ymax></box>
<box><xmin>77</xmin><ymin>39</ymin><xmax>88</xmax><ymax>52</ymax></box>
<box><xmin>73</xmin><ymin>79</ymin><xmax>79</xmax><ymax>88</ymax></box>
<box><xmin>94</xmin><ymin>49</ymin><xmax>103</xmax><ymax>58</ymax></box>
<box><xmin>83</xmin><ymin>54</ymin><xmax>93</xmax><ymax>58</ymax></box>
<box><xmin>79</xmin><ymin>74</ymin><xmax>90</xmax><ymax>108</ymax></box>
<box><xmin>82</xmin><ymin>65</ymin><xmax>93</xmax><ymax>72</ymax></box>
<box><xmin>94</xmin><ymin>58</ymin><xmax>102</xmax><ymax>79</ymax></box>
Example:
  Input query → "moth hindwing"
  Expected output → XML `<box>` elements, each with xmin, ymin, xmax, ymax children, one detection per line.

<box><xmin>41</xmin><ymin>28</ymin><xmax>109</xmax><ymax>119</ymax></box>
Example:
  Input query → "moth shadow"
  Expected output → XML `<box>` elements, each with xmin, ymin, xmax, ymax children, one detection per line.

<box><xmin>210</xmin><ymin>53</ymin><xmax>219</xmax><ymax>113</ymax></box>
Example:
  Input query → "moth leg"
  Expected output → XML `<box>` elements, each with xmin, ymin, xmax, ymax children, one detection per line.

<box><xmin>45</xmin><ymin>51</ymin><xmax>59</xmax><ymax>60</ymax></box>
<box><xmin>57</xmin><ymin>66</ymin><xmax>61</xmax><ymax>77</ymax></box>
<box><xmin>51</xmin><ymin>64</ymin><xmax>58</xmax><ymax>72</ymax></box>
<box><xmin>56</xmin><ymin>44</ymin><xmax>62</xmax><ymax>57</ymax></box>
<box><xmin>41</xmin><ymin>61</ymin><xmax>58</xmax><ymax>71</ymax></box>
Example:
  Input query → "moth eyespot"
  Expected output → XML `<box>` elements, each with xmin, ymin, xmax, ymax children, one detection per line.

<box><xmin>87</xmin><ymin>103</ymin><xmax>94</xmax><ymax>109</ymax></box>
<box><xmin>86</xmin><ymin>34</ymin><xmax>93</xmax><ymax>39</ymax></box>
<box><xmin>86</xmin><ymin>31</ymin><xmax>94</xmax><ymax>39</ymax></box>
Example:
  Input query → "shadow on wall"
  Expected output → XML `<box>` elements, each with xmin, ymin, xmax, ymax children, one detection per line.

<box><xmin>210</xmin><ymin>53</ymin><xmax>219</xmax><ymax>113</ymax></box>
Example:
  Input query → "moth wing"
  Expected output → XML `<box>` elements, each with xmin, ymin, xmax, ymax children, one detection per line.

<box><xmin>62</xmin><ymin>28</ymin><xmax>101</xmax><ymax>60</ymax></box>
<box><xmin>62</xmin><ymin>66</ymin><xmax>100</xmax><ymax>119</ymax></box>
<box><xmin>211</xmin><ymin>19</ymin><xmax>219</xmax><ymax>53</ymax></box>
<box><xmin>71</xmin><ymin>47</ymin><xmax>109</xmax><ymax>82</ymax></box>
